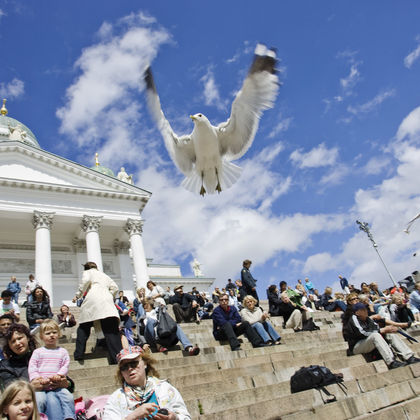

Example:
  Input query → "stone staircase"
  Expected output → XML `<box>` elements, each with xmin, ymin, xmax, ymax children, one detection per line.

<box><xmin>26</xmin><ymin>302</ymin><xmax>420</xmax><ymax>419</ymax></box>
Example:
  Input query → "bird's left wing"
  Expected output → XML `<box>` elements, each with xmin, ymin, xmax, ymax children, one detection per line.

<box><xmin>144</xmin><ymin>67</ymin><xmax>196</xmax><ymax>175</ymax></box>
<box><xmin>218</xmin><ymin>44</ymin><xmax>279</xmax><ymax>161</ymax></box>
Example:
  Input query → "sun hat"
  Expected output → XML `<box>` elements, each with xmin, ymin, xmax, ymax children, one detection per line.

<box><xmin>116</xmin><ymin>346</ymin><xmax>143</xmax><ymax>364</ymax></box>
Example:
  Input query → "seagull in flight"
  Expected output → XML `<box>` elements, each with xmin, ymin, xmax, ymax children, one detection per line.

<box><xmin>144</xmin><ymin>44</ymin><xmax>279</xmax><ymax>196</ymax></box>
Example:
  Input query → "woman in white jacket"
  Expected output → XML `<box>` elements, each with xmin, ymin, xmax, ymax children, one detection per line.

<box><xmin>240</xmin><ymin>295</ymin><xmax>281</xmax><ymax>345</ymax></box>
<box><xmin>103</xmin><ymin>346</ymin><xmax>190</xmax><ymax>420</ymax></box>
<box><xmin>72</xmin><ymin>261</ymin><xmax>122</xmax><ymax>363</ymax></box>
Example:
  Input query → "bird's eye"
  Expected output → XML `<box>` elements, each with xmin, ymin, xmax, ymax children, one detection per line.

<box><xmin>198</xmin><ymin>114</ymin><xmax>202</xmax><ymax>117</ymax></box>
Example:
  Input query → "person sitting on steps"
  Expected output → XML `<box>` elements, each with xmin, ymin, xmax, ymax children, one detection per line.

<box><xmin>212</xmin><ymin>293</ymin><xmax>266</xmax><ymax>351</ymax></box>
<box><xmin>343</xmin><ymin>302</ymin><xmax>420</xmax><ymax>369</ymax></box>
<box><xmin>168</xmin><ymin>285</ymin><xmax>199</xmax><ymax>324</ymax></box>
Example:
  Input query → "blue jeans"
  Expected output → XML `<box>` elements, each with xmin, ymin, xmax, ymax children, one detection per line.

<box><xmin>12</xmin><ymin>293</ymin><xmax>19</xmax><ymax>304</ymax></box>
<box><xmin>36</xmin><ymin>388</ymin><xmax>75</xmax><ymax>419</ymax></box>
<box><xmin>252</xmin><ymin>321</ymin><xmax>281</xmax><ymax>343</ymax></box>
<box><xmin>144</xmin><ymin>319</ymin><xmax>192</xmax><ymax>350</ymax></box>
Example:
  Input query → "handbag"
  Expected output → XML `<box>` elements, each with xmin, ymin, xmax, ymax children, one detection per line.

<box><xmin>156</xmin><ymin>307</ymin><xmax>177</xmax><ymax>339</ymax></box>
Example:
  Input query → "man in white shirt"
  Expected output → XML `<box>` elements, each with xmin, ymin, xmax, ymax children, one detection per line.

<box><xmin>0</xmin><ymin>290</ymin><xmax>20</xmax><ymax>322</ymax></box>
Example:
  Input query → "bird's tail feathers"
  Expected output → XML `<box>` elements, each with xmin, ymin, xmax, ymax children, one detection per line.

<box><xmin>182</xmin><ymin>171</ymin><xmax>203</xmax><ymax>195</ymax></box>
<box><xmin>181</xmin><ymin>161</ymin><xmax>242</xmax><ymax>195</ymax></box>
<box><xmin>220</xmin><ymin>160</ymin><xmax>242</xmax><ymax>191</ymax></box>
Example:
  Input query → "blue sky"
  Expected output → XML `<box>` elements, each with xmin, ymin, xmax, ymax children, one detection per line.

<box><xmin>2</xmin><ymin>1</ymin><xmax>420</xmax><ymax>296</ymax></box>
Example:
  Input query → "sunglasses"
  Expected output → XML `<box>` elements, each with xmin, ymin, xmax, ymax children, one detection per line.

<box><xmin>120</xmin><ymin>360</ymin><xmax>140</xmax><ymax>372</ymax></box>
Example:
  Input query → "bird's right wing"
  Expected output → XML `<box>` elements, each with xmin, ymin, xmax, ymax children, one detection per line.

<box><xmin>144</xmin><ymin>67</ymin><xmax>196</xmax><ymax>175</ymax></box>
<box><xmin>217</xmin><ymin>44</ymin><xmax>279</xmax><ymax>161</ymax></box>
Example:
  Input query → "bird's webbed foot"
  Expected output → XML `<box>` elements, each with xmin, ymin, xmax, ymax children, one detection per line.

<box><xmin>200</xmin><ymin>186</ymin><xmax>206</xmax><ymax>196</ymax></box>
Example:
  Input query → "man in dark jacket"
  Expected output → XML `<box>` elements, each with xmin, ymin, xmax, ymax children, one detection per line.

<box><xmin>241</xmin><ymin>259</ymin><xmax>259</xmax><ymax>305</ymax></box>
<box><xmin>212</xmin><ymin>293</ymin><xmax>265</xmax><ymax>351</ymax></box>
<box><xmin>225</xmin><ymin>279</ymin><xmax>236</xmax><ymax>293</ymax></box>
<box><xmin>169</xmin><ymin>285</ymin><xmax>199</xmax><ymax>323</ymax></box>
<box><xmin>343</xmin><ymin>302</ymin><xmax>419</xmax><ymax>369</ymax></box>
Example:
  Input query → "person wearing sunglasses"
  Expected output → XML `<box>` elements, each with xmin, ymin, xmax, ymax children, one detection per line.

<box><xmin>103</xmin><ymin>346</ymin><xmax>190</xmax><ymax>420</ymax></box>
<box><xmin>212</xmin><ymin>293</ymin><xmax>265</xmax><ymax>351</ymax></box>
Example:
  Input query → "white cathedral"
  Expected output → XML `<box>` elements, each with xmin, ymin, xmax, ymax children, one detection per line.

<box><xmin>0</xmin><ymin>100</ymin><xmax>214</xmax><ymax>305</ymax></box>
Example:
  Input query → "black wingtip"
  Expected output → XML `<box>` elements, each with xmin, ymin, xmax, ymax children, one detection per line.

<box><xmin>144</xmin><ymin>66</ymin><xmax>157</xmax><ymax>93</ymax></box>
<box><xmin>249</xmin><ymin>43</ymin><xmax>278</xmax><ymax>75</ymax></box>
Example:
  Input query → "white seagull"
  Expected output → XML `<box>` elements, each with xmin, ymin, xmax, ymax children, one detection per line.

<box><xmin>144</xmin><ymin>44</ymin><xmax>279</xmax><ymax>196</ymax></box>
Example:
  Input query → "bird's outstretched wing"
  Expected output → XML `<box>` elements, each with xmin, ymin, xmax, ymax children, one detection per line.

<box><xmin>218</xmin><ymin>44</ymin><xmax>279</xmax><ymax>161</ymax></box>
<box><xmin>144</xmin><ymin>67</ymin><xmax>196</xmax><ymax>175</ymax></box>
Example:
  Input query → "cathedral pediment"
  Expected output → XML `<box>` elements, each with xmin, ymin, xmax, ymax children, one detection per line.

<box><xmin>0</xmin><ymin>141</ymin><xmax>151</xmax><ymax>202</ymax></box>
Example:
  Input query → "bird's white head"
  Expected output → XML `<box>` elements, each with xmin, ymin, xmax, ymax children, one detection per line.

<box><xmin>190</xmin><ymin>113</ymin><xmax>209</xmax><ymax>125</ymax></box>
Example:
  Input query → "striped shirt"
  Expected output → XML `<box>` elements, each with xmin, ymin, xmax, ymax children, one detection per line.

<box><xmin>28</xmin><ymin>346</ymin><xmax>69</xmax><ymax>381</ymax></box>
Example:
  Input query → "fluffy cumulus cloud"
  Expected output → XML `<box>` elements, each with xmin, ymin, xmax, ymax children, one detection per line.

<box><xmin>301</xmin><ymin>105</ymin><xmax>420</xmax><ymax>290</ymax></box>
<box><xmin>290</xmin><ymin>143</ymin><xmax>339</xmax><ymax>169</ymax></box>
<box><xmin>200</xmin><ymin>69</ymin><xmax>227</xmax><ymax>111</ymax></box>
<box><xmin>0</xmin><ymin>78</ymin><xmax>24</xmax><ymax>99</ymax></box>
<box><xmin>404</xmin><ymin>36</ymin><xmax>420</xmax><ymax>69</ymax></box>
<box><xmin>56</xmin><ymin>12</ymin><xmax>171</xmax><ymax>165</ymax></box>
<box><xmin>139</xmin><ymin>143</ymin><xmax>346</xmax><ymax>285</ymax></box>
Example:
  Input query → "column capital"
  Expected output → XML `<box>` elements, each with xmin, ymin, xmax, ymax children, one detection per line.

<box><xmin>81</xmin><ymin>215</ymin><xmax>103</xmax><ymax>233</ymax></box>
<box><xmin>32</xmin><ymin>211</ymin><xmax>55</xmax><ymax>230</ymax></box>
<box><xmin>125</xmin><ymin>218</ymin><xmax>144</xmax><ymax>236</ymax></box>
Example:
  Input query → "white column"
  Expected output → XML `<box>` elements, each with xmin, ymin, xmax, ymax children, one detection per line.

<box><xmin>81</xmin><ymin>215</ymin><xmax>103</xmax><ymax>272</ymax></box>
<box><xmin>33</xmin><ymin>211</ymin><xmax>55</xmax><ymax>303</ymax></box>
<box><xmin>125</xmin><ymin>218</ymin><xmax>150</xmax><ymax>289</ymax></box>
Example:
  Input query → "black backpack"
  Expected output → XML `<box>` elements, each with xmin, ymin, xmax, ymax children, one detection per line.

<box><xmin>301</xmin><ymin>318</ymin><xmax>320</xmax><ymax>331</ymax></box>
<box><xmin>290</xmin><ymin>365</ymin><xmax>346</xmax><ymax>403</ymax></box>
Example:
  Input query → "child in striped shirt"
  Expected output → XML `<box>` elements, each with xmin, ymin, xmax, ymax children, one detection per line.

<box><xmin>28</xmin><ymin>319</ymin><xmax>75</xmax><ymax>419</ymax></box>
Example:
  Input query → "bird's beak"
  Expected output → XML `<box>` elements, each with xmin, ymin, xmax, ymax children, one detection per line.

<box><xmin>190</xmin><ymin>115</ymin><xmax>196</xmax><ymax>121</ymax></box>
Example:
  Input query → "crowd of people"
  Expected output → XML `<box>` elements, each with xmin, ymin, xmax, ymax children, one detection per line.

<box><xmin>0</xmin><ymin>261</ymin><xmax>419</xmax><ymax>418</ymax></box>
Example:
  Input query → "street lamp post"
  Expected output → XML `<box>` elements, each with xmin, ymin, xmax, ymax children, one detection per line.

<box><xmin>356</xmin><ymin>220</ymin><xmax>397</xmax><ymax>287</ymax></box>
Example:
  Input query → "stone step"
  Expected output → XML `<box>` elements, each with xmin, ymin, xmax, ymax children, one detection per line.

<box><xmin>349</xmin><ymin>395</ymin><xmax>420</xmax><ymax>419</ymax></box>
<box><xmin>281</xmin><ymin>375</ymin><xmax>420</xmax><ymax>420</ymax></box>
<box><xmin>196</xmin><ymin>367</ymin><xmax>420</xmax><ymax>420</ymax></box>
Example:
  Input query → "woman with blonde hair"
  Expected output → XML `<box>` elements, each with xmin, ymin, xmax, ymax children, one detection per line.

<box><xmin>103</xmin><ymin>346</ymin><xmax>190</xmax><ymax>420</ymax></box>
<box><xmin>0</xmin><ymin>380</ymin><xmax>42</xmax><ymax>420</ymax></box>
<box><xmin>240</xmin><ymin>296</ymin><xmax>281</xmax><ymax>345</ymax></box>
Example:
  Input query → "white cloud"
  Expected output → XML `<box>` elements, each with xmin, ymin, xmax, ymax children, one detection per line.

<box><xmin>56</xmin><ymin>13</ymin><xmax>171</xmax><ymax>166</ymax></box>
<box><xmin>0</xmin><ymin>78</ymin><xmax>24</xmax><ymax>99</ymax></box>
<box><xmin>396</xmin><ymin>106</ymin><xmax>420</xmax><ymax>142</ymax></box>
<box><xmin>200</xmin><ymin>69</ymin><xmax>227</xmax><ymax>111</ymax></box>
<box><xmin>340</xmin><ymin>63</ymin><xmax>361</xmax><ymax>94</ymax></box>
<box><xmin>290</xmin><ymin>143</ymin><xmax>339</xmax><ymax>169</ymax></box>
<box><xmin>140</xmin><ymin>154</ymin><xmax>345</xmax><ymax>286</ymax></box>
<box><xmin>302</xmin><ymin>105</ymin><xmax>420</xmax><ymax>290</ymax></box>
<box><xmin>320</xmin><ymin>164</ymin><xmax>350</xmax><ymax>186</ymax></box>
<box><xmin>304</xmin><ymin>252</ymin><xmax>337</xmax><ymax>273</ymax></box>
<box><xmin>363</xmin><ymin>156</ymin><xmax>391</xmax><ymax>175</ymax></box>
<box><xmin>268</xmin><ymin>115</ymin><xmax>292</xmax><ymax>138</ymax></box>
<box><xmin>347</xmin><ymin>89</ymin><xmax>395</xmax><ymax>116</ymax></box>
<box><xmin>404</xmin><ymin>36</ymin><xmax>420</xmax><ymax>69</ymax></box>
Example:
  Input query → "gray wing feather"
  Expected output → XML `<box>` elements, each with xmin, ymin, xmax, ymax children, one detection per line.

<box><xmin>218</xmin><ymin>45</ymin><xmax>279</xmax><ymax>161</ymax></box>
<box><xmin>144</xmin><ymin>67</ymin><xmax>196</xmax><ymax>175</ymax></box>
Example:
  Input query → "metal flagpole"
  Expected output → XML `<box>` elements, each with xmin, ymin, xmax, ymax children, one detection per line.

<box><xmin>356</xmin><ymin>220</ymin><xmax>397</xmax><ymax>287</ymax></box>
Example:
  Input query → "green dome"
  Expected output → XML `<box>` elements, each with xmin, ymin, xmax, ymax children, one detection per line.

<box><xmin>0</xmin><ymin>114</ymin><xmax>41</xmax><ymax>148</ymax></box>
<box><xmin>90</xmin><ymin>164</ymin><xmax>116</xmax><ymax>177</ymax></box>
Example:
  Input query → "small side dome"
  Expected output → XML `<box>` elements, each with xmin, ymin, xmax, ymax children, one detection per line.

<box><xmin>90</xmin><ymin>153</ymin><xmax>115</xmax><ymax>177</ymax></box>
<box><xmin>0</xmin><ymin>99</ymin><xmax>41</xmax><ymax>148</ymax></box>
